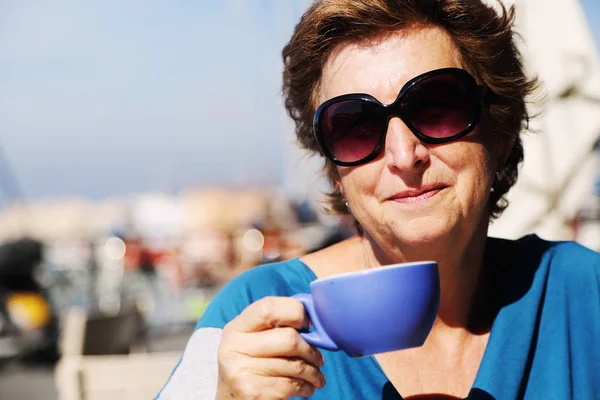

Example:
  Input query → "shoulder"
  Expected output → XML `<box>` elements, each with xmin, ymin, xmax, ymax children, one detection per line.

<box><xmin>519</xmin><ymin>234</ymin><xmax>600</xmax><ymax>288</ymax></box>
<box><xmin>529</xmin><ymin>235</ymin><xmax>600</xmax><ymax>270</ymax></box>
<box><xmin>545</xmin><ymin>239</ymin><xmax>600</xmax><ymax>283</ymax></box>
<box><xmin>196</xmin><ymin>258</ymin><xmax>315</xmax><ymax>329</ymax></box>
<box><xmin>547</xmin><ymin>239</ymin><xmax>599</xmax><ymax>261</ymax></box>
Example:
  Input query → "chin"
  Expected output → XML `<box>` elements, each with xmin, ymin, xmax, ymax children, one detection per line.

<box><xmin>386</xmin><ymin>213</ymin><xmax>457</xmax><ymax>247</ymax></box>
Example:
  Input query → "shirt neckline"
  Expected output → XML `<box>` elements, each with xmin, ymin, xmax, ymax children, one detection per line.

<box><xmin>290</xmin><ymin>234</ymin><xmax>538</xmax><ymax>399</ymax></box>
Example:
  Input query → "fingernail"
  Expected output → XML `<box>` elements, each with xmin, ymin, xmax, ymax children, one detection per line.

<box><xmin>320</xmin><ymin>353</ymin><xmax>325</xmax><ymax>366</ymax></box>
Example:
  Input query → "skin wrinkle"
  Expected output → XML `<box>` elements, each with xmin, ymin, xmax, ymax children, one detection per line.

<box><xmin>320</xmin><ymin>26</ymin><xmax>501</xmax><ymax>331</ymax></box>
<box><xmin>318</xmin><ymin>25</ymin><xmax>464</xmax><ymax>104</ymax></box>
<box><xmin>298</xmin><ymin>22</ymin><xmax>522</xmax><ymax>398</ymax></box>
<box><xmin>308</xmin><ymin>27</ymin><xmax>505</xmax><ymax>396</ymax></box>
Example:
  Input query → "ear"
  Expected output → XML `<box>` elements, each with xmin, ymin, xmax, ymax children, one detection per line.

<box><xmin>336</xmin><ymin>180</ymin><xmax>344</xmax><ymax>197</ymax></box>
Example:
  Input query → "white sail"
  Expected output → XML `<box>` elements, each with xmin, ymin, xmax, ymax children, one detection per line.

<box><xmin>488</xmin><ymin>0</ymin><xmax>600</xmax><ymax>248</ymax></box>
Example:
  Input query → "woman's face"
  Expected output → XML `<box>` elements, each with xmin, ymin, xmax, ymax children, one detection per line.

<box><xmin>320</xmin><ymin>26</ymin><xmax>507</xmax><ymax>253</ymax></box>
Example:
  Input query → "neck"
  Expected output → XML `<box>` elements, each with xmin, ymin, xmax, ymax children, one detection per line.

<box><xmin>359</xmin><ymin>216</ymin><xmax>491</xmax><ymax>331</ymax></box>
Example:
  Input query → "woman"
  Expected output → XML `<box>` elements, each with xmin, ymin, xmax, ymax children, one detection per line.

<box><xmin>157</xmin><ymin>0</ymin><xmax>600</xmax><ymax>399</ymax></box>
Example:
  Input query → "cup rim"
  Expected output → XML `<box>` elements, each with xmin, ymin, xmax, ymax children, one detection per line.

<box><xmin>311</xmin><ymin>260</ymin><xmax>437</xmax><ymax>284</ymax></box>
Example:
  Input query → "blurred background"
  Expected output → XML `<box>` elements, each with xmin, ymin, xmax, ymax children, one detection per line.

<box><xmin>0</xmin><ymin>0</ymin><xmax>598</xmax><ymax>399</ymax></box>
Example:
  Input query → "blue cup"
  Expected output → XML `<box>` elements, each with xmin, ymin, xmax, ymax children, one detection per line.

<box><xmin>292</xmin><ymin>261</ymin><xmax>439</xmax><ymax>357</ymax></box>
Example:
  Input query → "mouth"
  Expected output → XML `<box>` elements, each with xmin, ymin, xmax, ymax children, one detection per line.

<box><xmin>387</xmin><ymin>184</ymin><xmax>447</xmax><ymax>204</ymax></box>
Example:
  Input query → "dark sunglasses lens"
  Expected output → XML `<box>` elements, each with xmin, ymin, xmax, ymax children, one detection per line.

<box><xmin>319</xmin><ymin>100</ymin><xmax>384</xmax><ymax>163</ymax></box>
<box><xmin>401</xmin><ymin>73</ymin><xmax>477</xmax><ymax>139</ymax></box>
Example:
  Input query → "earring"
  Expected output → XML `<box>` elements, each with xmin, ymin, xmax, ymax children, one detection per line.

<box><xmin>345</xmin><ymin>201</ymin><xmax>351</xmax><ymax>213</ymax></box>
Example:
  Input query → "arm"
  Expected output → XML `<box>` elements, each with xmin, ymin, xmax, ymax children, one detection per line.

<box><xmin>156</xmin><ymin>262</ymin><xmax>325</xmax><ymax>400</ymax></box>
<box><xmin>155</xmin><ymin>327</ymin><xmax>222</xmax><ymax>400</ymax></box>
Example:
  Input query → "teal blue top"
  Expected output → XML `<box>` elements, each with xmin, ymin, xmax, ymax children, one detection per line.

<box><xmin>174</xmin><ymin>235</ymin><xmax>600</xmax><ymax>399</ymax></box>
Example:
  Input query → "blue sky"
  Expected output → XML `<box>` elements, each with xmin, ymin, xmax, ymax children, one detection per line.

<box><xmin>0</xmin><ymin>0</ymin><xmax>312</xmax><ymax>201</ymax></box>
<box><xmin>582</xmin><ymin>0</ymin><xmax>600</xmax><ymax>48</ymax></box>
<box><xmin>0</xmin><ymin>0</ymin><xmax>598</xmax><ymax>202</ymax></box>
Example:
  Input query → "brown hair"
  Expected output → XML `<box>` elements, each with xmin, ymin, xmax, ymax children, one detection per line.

<box><xmin>282</xmin><ymin>0</ymin><xmax>539</xmax><ymax>220</ymax></box>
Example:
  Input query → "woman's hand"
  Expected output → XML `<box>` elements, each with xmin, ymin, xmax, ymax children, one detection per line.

<box><xmin>215</xmin><ymin>296</ymin><xmax>326</xmax><ymax>399</ymax></box>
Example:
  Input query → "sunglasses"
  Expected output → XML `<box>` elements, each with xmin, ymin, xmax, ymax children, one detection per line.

<box><xmin>313</xmin><ymin>68</ymin><xmax>493</xmax><ymax>166</ymax></box>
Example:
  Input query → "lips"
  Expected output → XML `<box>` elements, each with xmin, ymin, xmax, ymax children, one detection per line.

<box><xmin>387</xmin><ymin>184</ymin><xmax>447</xmax><ymax>203</ymax></box>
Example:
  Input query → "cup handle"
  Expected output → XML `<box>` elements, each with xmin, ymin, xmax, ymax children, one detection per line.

<box><xmin>291</xmin><ymin>293</ymin><xmax>339</xmax><ymax>351</ymax></box>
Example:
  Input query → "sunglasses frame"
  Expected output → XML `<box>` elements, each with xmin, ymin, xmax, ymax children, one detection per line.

<box><xmin>313</xmin><ymin>67</ymin><xmax>492</xmax><ymax>167</ymax></box>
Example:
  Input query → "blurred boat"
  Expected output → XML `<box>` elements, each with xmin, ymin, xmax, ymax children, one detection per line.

<box><xmin>0</xmin><ymin>237</ymin><xmax>59</xmax><ymax>366</ymax></box>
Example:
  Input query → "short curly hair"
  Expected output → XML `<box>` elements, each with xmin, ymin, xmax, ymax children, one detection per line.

<box><xmin>282</xmin><ymin>0</ymin><xmax>539</xmax><ymax>220</ymax></box>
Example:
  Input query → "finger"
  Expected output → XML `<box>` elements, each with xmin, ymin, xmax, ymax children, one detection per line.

<box><xmin>263</xmin><ymin>376</ymin><xmax>317</xmax><ymax>399</ymax></box>
<box><xmin>258</xmin><ymin>357</ymin><xmax>326</xmax><ymax>390</ymax></box>
<box><xmin>231</xmin><ymin>296</ymin><xmax>309</xmax><ymax>332</ymax></box>
<box><xmin>225</xmin><ymin>374</ymin><xmax>315</xmax><ymax>400</ymax></box>
<box><xmin>237</xmin><ymin>327</ymin><xmax>324</xmax><ymax>367</ymax></box>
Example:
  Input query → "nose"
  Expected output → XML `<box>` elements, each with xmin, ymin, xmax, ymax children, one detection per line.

<box><xmin>384</xmin><ymin>117</ymin><xmax>430</xmax><ymax>171</ymax></box>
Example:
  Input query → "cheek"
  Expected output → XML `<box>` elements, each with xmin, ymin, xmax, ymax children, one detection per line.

<box><xmin>440</xmin><ymin>141</ymin><xmax>495</xmax><ymax>201</ymax></box>
<box><xmin>338</xmin><ymin>164</ymin><xmax>381</xmax><ymax>203</ymax></box>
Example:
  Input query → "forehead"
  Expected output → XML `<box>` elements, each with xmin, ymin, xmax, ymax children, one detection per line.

<box><xmin>320</xmin><ymin>26</ymin><xmax>463</xmax><ymax>103</ymax></box>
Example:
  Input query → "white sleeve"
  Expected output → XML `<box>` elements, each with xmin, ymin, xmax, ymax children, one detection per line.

<box><xmin>157</xmin><ymin>327</ymin><xmax>222</xmax><ymax>400</ymax></box>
